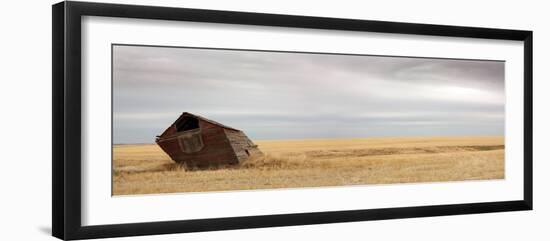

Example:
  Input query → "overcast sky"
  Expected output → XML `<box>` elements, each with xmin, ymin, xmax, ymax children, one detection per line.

<box><xmin>112</xmin><ymin>45</ymin><xmax>505</xmax><ymax>144</ymax></box>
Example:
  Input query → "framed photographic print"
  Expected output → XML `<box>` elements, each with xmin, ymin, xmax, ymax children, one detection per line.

<box><xmin>52</xmin><ymin>1</ymin><xmax>533</xmax><ymax>240</ymax></box>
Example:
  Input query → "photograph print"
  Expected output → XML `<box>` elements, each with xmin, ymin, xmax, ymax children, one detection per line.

<box><xmin>112</xmin><ymin>44</ymin><xmax>505</xmax><ymax>196</ymax></box>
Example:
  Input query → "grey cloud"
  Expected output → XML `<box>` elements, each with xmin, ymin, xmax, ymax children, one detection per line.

<box><xmin>112</xmin><ymin>45</ymin><xmax>505</xmax><ymax>144</ymax></box>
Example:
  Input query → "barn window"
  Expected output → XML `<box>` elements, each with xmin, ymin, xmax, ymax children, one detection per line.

<box><xmin>175</xmin><ymin>116</ymin><xmax>199</xmax><ymax>132</ymax></box>
<box><xmin>177</xmin><ymin>130</ymin><xmax>204</xmax><ymax>153</ymax></box>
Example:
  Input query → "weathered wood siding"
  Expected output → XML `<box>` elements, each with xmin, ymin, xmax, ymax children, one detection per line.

<box><xmin>157</xmin><ymin>120</ymin><xmax>238</xmax><ymax>167</ymax></box>
<box><xmin>224</xmin><ymin>129</ymin><xmax>263</xmax><ymax>162</ymax></box>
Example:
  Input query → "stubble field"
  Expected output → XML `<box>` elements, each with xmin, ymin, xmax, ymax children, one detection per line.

<box><xmin>112</xmin><ymin>136</ymin><xmax>504</xmax><ymax>195</ymax></box>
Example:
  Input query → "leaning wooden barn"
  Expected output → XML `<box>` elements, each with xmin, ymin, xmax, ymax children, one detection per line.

<box><xmin>155</xmin><ymin>112</ymin><xmax>262</xmax><ymax>169</ymax></box>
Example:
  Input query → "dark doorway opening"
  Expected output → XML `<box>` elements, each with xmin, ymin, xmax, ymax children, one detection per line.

<box><xmin>175</xmin><ymin>116</ymin><xmax>199</xmax><ymax>132</ymax></box>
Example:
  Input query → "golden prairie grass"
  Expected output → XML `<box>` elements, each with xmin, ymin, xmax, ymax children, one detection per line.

<box><xmin>112</xmin><ymin>136</ymin><xmax>504</xmax><ymax>195</ymax></box>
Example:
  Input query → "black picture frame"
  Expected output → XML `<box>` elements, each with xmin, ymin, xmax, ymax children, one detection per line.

<box><xmin>52</xmin><ymin>1</ymin><xmax>533</xmax><ymax>240</ymax></box>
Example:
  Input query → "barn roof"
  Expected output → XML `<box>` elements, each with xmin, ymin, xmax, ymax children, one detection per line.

<box><xmin>176</xmin><ymin>112</ymin><xmax>241</xmax><ymax>132</ymax></box>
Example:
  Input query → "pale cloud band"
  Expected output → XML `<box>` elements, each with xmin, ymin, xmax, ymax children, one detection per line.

<box><xmin>113</xmin><ymin>45</ymin><xmax>504</xmax><ymax>144</ymax></box>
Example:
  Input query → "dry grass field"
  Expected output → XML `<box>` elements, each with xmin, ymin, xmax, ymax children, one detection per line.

<box><xmin>113</xmin><ymin>136</ymin><xmax>504</xmax><ymax>195</ymax></box>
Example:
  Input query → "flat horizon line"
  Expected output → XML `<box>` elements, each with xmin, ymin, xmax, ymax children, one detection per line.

<box><xmin>113</xmin><ymin>135</ymin><xmax>505</xmax><ymax>145</ymax></box>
